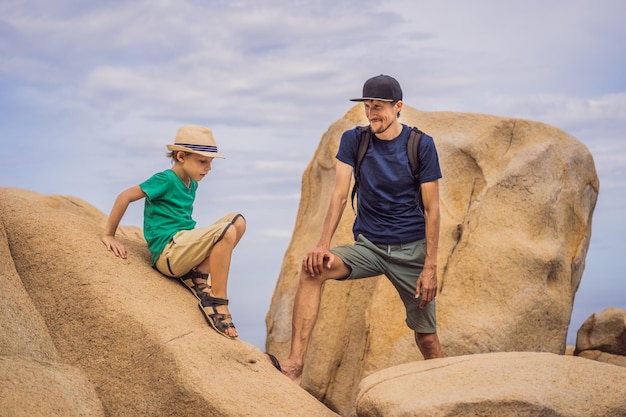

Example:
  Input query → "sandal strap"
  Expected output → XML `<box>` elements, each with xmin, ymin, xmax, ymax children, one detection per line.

<box><xmin>197</xmin><ymin>296</ymin><xmax>236</xmax><ymax>337</ymax></box>
<box><xmin>210</xmin><ymin>314</ymin><xmax>236</xmax><ymax>329</ymax></box>
<box><xmin>182</xmin><ymin>269</ymin><xmax>211</xmax><ymax>298</ymax></box>
<box><xmin>200</xmin><ymin>296</ymin><xmax>229</xmax><ymax>307</ymax></box>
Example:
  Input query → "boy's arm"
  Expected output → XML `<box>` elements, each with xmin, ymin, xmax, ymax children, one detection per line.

<box><xmin>416</xmin><ymin>179</ymin><xmax>440</xmax><ymax>308</ymax></box>
<box><xmin>303</xmin><ymin>160</ymin><xmax>353</xmax><ymax>276</ymax></box>
<box><xmin>102</xmin><ymin>185</ymin><xmax>146</xmax><ymax>258</ymax></box>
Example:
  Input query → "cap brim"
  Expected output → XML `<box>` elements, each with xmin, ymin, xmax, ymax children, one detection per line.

<box><xmin>166</xmin><ymin>144</ymin><xmax>225</xmax><ymax>159</ymax></box>
<box><xmin>349</xmin><ymin>97</ymin><xmax>395</xmax><ymax>102</ymax></box>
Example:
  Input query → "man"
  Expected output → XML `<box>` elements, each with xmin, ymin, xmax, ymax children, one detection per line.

<box><xmin>280</xmin><ymin>74</ymin><xmax>444</xmax><ymax>383</ymax></box>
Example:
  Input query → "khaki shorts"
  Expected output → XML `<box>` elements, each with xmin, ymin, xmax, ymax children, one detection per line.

<box><xmin>330</xmin><ymin>234</ymin><xmax>437</xmax><ymax>333</ymax></box>
<box><xmin>155</xmin><ymin>212</ymin><xmax>243</xmax><ymax>277</ymax></box>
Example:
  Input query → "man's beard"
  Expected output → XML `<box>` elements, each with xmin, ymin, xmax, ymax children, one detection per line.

<box><xmin>371</xmin><ymin>119</ymin><xmax>395</xmax><ymax>135</ymax></box>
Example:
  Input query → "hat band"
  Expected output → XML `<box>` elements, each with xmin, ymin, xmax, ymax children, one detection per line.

<box><xmin>176</xmin><ymin>143</ymin><xmax>219</xmax><ymax>153</ymax></box>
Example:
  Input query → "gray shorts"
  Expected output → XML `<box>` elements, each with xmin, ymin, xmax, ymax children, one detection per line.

<box><xmin>330</xmin><ymin>234</ymin><xmax>437</xmax><ymax>333</ymax></box>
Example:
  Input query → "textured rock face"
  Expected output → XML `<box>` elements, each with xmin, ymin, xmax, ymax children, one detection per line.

<box><xmin>356</xmin><ymin>352</ymin><xmax>626</xmax><ymax>417</ymax></box>
<box><xmin>266</xmin><ymin>105</ymin><xmax>599</xmax><ymax>415</ymax></box>
<box><xmin>0</xmin><ymin>188</ymin><xmax>338</xmax><ymax>417</ymax></box>
<box><xmin>0</xmin><ymin>357</ymin><xmax>104</xmax><ymax>417</ymax></box>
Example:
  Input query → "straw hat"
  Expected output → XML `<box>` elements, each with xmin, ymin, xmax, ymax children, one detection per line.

<box><xmin>166</xmin><ymin>125</ymin><xmax>225</xmax><ymax>158</ymax></box>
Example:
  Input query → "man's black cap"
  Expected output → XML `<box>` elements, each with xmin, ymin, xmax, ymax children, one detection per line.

<box><xmin>350</xmin><ymin>74</ymin><xmax>403</xmax><ymax>102</ymax></box>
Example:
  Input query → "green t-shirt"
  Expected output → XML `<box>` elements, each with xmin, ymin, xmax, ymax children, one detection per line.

<box><xmin>140</xmin><ymin>169</ymin><xmax>197</xmax><ymax>264</ymax></box>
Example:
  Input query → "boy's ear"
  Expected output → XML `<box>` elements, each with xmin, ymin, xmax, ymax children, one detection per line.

<box><xmin>176</xmin><ymin>151</ymin><xmax>185</xmax><ymax>162</ymax></box>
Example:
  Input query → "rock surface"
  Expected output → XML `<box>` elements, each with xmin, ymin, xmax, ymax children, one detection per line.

<box><xmin>576</xmin><ymin>307</ymin><xmax>626</xmax><ymax>357</ymax></box>
<box><xmin>266</xmin><ymin>105</ymin><xmax>600</xmax><ymax>415</ymax></box>
<box><xmin>0</xmin><ymin>188</ymin><xmax>338</xmax><ymax>417</ymax></box>
<box><xmin>356</xmin><ymin>352</ymin><xmax>626</xmax><ymax>417</ymax></box>
<box><xmin>577</xmin><ymin>350</ymin><xmax>626</xmax><ymax>368</ymax></box>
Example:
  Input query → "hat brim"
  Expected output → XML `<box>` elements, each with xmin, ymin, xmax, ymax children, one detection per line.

<box><xmin>166</xmin><ymin>144</ymin><xmax>225</xmax><ymax>159</ymax></box>
<box><xmin>349</xmin><ymin>97</ymin><xmax>396</xmax><ymax>102</ymax></box>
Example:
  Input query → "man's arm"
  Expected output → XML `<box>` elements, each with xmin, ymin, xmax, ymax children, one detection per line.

<box><xmin>417</xmin><ymin>179</ymin><xmax>440</xmax><ymax>308</ymax></box>
<box><xmin>303</xmin><ymin>160</ymin><xmax>353</xmax><ymax>276</ymax></box>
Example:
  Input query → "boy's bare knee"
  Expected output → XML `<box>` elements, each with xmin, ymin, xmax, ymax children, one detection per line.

<box><xmin>233</xmin><ymin>216</ymin><xmax>246</xmax><ymax>236</ymax></box>
<box><xmin>218</xmin><ymin>224</ymin><xmax>238</xmax><ymax>246</ymax></box>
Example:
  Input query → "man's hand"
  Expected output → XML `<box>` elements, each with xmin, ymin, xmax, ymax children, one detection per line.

<box><xmin>416</xmin><ymin>265</ymin><xmax>438</xmax><ymax>308</ymax></box>
<box><xmin>101</xmin><ymin>235</ymin><xmax>127</xmax><ymax>259</ymax></box>
<box><xmin>303</xmin><ymin>247</ymin><xmax>334</xmax><ymax>276</ymax></box>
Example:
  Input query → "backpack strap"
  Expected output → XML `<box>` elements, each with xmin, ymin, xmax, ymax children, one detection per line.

<box><xmin>407</xmin><ymin>127</ymin><xmax>424</xmax><ymax>209</ymax></box>
<box><xmin>351</xmin><ymin>126</ymin><xmax>371</xmax><ymax>212</ymax></box>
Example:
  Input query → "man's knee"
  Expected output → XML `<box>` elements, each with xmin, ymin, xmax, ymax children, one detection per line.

<box><xmin>298</xmin><ymin>268</ymin><xmax>331</xmax><ymax>287</ymax></box>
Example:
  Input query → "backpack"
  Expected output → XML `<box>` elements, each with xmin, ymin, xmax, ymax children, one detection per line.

<box><xmin>350</xmin><ymin>125</ymin><xmax>424</xmax><ymax>213</ymax></box>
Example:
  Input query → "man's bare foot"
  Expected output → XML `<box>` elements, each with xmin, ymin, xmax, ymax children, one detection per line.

<box><xmin>265</xmin><ymin>353</ymin><xmax>304</xmax><ymax>385</ymax></box>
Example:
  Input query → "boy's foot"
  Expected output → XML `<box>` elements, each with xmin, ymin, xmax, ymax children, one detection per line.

<box><xmin>198</xmin><ymin>294</ymin><xmax>238</xmax><ymax>339</ymax></box>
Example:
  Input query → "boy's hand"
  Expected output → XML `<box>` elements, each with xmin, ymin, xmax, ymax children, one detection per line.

<box><xmin>101</xmin><ymin>235</ymin><xmax>127</xmax><ymax>259</ymax></box>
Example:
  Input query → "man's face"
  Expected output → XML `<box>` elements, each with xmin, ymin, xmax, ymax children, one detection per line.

<box><xmin>363</xmin><ymin>100</ymin><xmax>402</xmax><ymax>135</ymax></box>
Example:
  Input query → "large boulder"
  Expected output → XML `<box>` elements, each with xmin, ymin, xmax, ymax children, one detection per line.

<box><xmin>356</xmin><ymin>352</ymin><xmax>626</xmax><ymax>417</ymax></box>
<box><xmin>0</xmin><ymin>207</ymin><xmax>105</xmax><ymax>417</ymax></box>
<box><xmin>0</xmin><ymin>188</ymin><xmax>338</xmax><ymax>417</ymax></box>
<box><xmin>0</xmin><ymin>356</ymin><xmax>105</xmax><ymax>417</ymax></box>
<box><xmin>266</xmin><ymin>105</ymin><xmax>599</xmax><ymax>415</ymax></box>
<box><xmin>575</xmin><ymin>307</ymin><xmax>626</xmax><ymax>366</ymax></box>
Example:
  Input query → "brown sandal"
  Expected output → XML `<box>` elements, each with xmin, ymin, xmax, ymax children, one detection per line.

<box><xmin>178</xmin><ymin>269</ymin><xmax>211</xmax><ymax>301</ymax></box>
<box><xmin>198</xmin><ymin>296</ymin><xmax>237</xmax><ymax>339</ymax></box>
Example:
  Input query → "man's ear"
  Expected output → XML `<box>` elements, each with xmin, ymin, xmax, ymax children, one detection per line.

<box><xmin>395</xmin><ymin>100</ymin><xmax>403</xmax><ymax>118</ymax></box>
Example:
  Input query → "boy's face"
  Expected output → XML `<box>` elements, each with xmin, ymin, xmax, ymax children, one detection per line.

<box><xmin>180</xmin><ymin>153</ymin><xmax>214</xmax><ymax>182</ymax></box>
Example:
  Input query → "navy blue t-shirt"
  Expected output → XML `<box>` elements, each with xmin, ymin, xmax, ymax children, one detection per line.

<box><xmin>336</xmin><ymin>124</ymin><xmax>442</xmax><ymax>245</ymax></box>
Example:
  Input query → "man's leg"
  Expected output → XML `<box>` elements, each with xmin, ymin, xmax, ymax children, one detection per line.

<box><xmin>415</xmin><ymin>331</ymin><xmax>444</xmax><ymax>359</ymax></box>
<box><xmin>279</xmin><ymin>259</ymin><xmax>350</xmax><ymax>383</ymax></box>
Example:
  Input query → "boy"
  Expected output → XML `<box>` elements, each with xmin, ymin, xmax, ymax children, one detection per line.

<box><xmin>102</xmin><ymin>125</ymin><xmax>244</xmax><ymax>339</ymax></box>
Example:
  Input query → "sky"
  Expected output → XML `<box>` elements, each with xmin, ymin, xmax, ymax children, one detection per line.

<box><xmin>1</xmin><ymin>0</ymin><xmax>624</xmax><ymax>350</ymax></box>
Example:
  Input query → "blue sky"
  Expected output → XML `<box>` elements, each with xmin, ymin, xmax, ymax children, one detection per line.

<box><xmin>1</xmin><ymin>0</ymin><xmax>624</xmax><ymax>349</ymax></box>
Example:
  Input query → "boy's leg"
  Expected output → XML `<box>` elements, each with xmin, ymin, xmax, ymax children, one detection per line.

<box><xmin>195</xmin><ymin>214</ymin><xmax>246</xmax><ymax>277</ymax></box>
<box><xmin>155</xmin><ymin>213</ymin><xmax>244</xmax><ymax>279</ymax></box>
<box><xmin>196</xmin><ymin>215</ymin><xmax>246</xmax><ymax>338</ymax></box>
<box><xmin>155</xmin><ymin>213</ymin><xmax>245</xmax><ymax>338</ymax></box>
